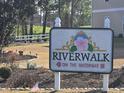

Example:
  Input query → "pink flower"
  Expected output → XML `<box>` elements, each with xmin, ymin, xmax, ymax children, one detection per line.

<box><xmin>74</xmin><ymin>37</ymin><xmax>88</xmax><ymax>51</ymax></box>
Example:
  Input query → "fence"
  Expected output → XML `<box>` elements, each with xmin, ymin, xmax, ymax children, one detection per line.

<box><xmin>15</xmin><ymin>34</ymin><xmax>49</xmax><ymax>42</ymax></box>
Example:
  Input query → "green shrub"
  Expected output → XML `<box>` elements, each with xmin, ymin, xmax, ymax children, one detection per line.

<box><xmin>0</xmin><ymin>67</ymin><xmax>12</xmax><ymax>80</ymax></box>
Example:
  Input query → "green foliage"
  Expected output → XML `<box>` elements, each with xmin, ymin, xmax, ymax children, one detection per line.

<box><xmin>73</xmin><ymin>0</ymin><xmax>91</xmax><ymax>26</ymax></box>
<box><xmin>88</xmin><ymin>43</ymin><xmax>94</xmax><ymax>52</ymax></box>
<box><xmin>0</xmin><ymin>67</ymin><xmax>12</xmax><ymax>80</ymax></box>
<box><xmin>37</xmin><ymin>0</ymin><xmax>57</xmax><ymax>34</ymax></box>
<box><xmin>0</xmin><ymin>0</ymin><xmax>92</xmax><ymax>53</ymax></box>
<box><xmin>70</xmin><ymin>45</ymin><xmax>77</xmax><ymax>52</ymax></box>
<box><xmin>57</xmin><ymin>0</ymin><xmax>91</xmax><ymax>27</ymax></box>
<box><xmin>14</xmin><ymin>0</ymin><xmax>36</xmax><ymax>35</ymax></box>
<box><xmin>0</xmin><ymin>0</ymin><xmax>17</xmax><ymax>53</ymax></box>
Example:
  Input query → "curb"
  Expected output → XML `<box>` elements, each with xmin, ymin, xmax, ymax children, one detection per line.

<box><xmin>0</xmin><ymin>87</ymin><xmax>124</xmax><ymax>91</ymax></box>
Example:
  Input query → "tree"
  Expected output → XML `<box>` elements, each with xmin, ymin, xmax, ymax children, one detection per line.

<box><xmin>70</xmin><ymin>0</ymin><xmax>81</xmax><ymax>27</ymax></box>
<box><xmin>14</xmin><ymin>0</ymin><xmax>36</xmax><ymax>35</ymax></box>
<box><xmin>14</xmin><ymin>0</ymin><xmax>28</xmax><ymax>35</ymax></box>
<box><xmin>58</xmin><ymin>0</ymin><xmax>80</xmax><ymax>27</ymax></box>
<box><xmin>57</xmin><ymin>0</ymin><xmax>91</xmax><ymax>27</ymax></box>
<box><xmin>60</xmin><ymin>0</ymin><xmax>71</xmax><ymax>27</ymax></box>
<box><xmin>0</xmin><ymin>0</ymin><xmax>16</xmax><ymax>55</ymax></box>
<box><xmin>38</xmin><ymin>0</ymin><xmax>58</xmax><ymax>34</ymax></box>
<box><xmin>26</xmin><ymin>0</ymin><xmax>36</xmax><ymax>35</ymax></box>
<box><xmin>72</xmin><ymin>0</ymin><xmax>91</xmax><ymax>26</ymax></box>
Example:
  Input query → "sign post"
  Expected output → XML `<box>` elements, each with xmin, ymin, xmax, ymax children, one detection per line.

<box><xmin>103</xmin><ymin>74</ymin><xmax>109</xmax><ymax>92</ymax></box>
<box><xmin>54</xmin><ymin>72</ymin><xmax>60</xmax><ymax>90</ymax></box>
<box><xmin>50</xmin><ymin>28</ymin><xmax>113</xmax><ymax>91</ymax></box>
<box><xmin>54</xmin><ymin>17</ymin><xmax>61</xmax><ymax>90</ymax></box>
<box><xmin>103</xmin><ymin>17</ymin><xmax>111</xmax><ymax>93</ymax></box>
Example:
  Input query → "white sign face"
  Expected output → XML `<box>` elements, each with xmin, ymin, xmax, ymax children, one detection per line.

<box><xmin>50</xmin><ymin>28</ymin><xmax>113</xmax><ymax>73</ymax></box>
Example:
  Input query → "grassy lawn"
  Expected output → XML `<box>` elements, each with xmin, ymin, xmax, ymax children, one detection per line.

<box><xmin>33</xmin><ymin>25</ymin><xmax>51</xmax><ymax>34</ymax></box>
<box><xmin>15</xmin><ymin>25</ymin><xmax>51</xmax><ymax>35</ymax></box>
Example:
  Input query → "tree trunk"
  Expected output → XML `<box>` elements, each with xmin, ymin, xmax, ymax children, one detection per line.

<box><xmin>0</xmin><ymin>46</ymin><xmax>3</xmax><ymax>57</ymax></box>
<box><xmin>62</xmin><ymin>1</ymin><xmax>70</xmax><ymax>27</ymax></box>
<box><xmin>17</xmin><ymin>23</ymin><xmax>20</xmax><ymax>36</ymax></box>
<box><xmin>21</xmin><ymin>25</ymin><xmax>24</xmax><ymax>35</ymax></box>
<box><xmin>70</xmin><ymin>0</ymin><xmax>74</xmax><ymax>27</ymax></box>
<box><xmin>0</xmin><ymin>36</ymin><xmax>5</xmax><ymax>57</ymax></box>
<box><xmin>40</xmin><ymin>9</ymin><xmax>43</xmax><ymax>26</ymax></box>
<box><xmin>64</xmin><ymin>12</ymin><xmax>69</xmax><ymax>27</ymax></box>
<box><xmin>24</xmin><ymin>22</ymin><xmax>28</xmax><ymax>35</ymax></box>
<box><xmin>42</xmin><ymin>10</ymin><xmax>48</xmax><ymax>34</ymax></box>
<box><xmin>30</xmin><ymin>15</ymin><xmax>34</xmax><ymax>35</ymax></box>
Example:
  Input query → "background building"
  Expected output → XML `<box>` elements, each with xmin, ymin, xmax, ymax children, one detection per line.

<box><xmin>92</xmin><ymin>0</ymin><xmax>124</xmax><ymax>37</ymax></box>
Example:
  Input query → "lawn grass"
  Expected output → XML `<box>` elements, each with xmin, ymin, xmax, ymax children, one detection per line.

<box><xmin>33</xmin><ymin>25</ymin><xmax>51</xmax><ymax>34</ymax></box>
<box><xmin>15</xmin><ymin>25</ymin><xmax>51</xmax><ymax>35</ymax></box>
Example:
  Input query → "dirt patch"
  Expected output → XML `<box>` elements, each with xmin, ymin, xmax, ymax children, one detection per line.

<box><xmin>3</xmin><ymin>43</ymin><xmax>49</xmax><ymax>68</ymax></box>
<box><xmin>0</xmin><ymin>51</ymin><xmax>37</xmax><ymax>66</ymax></box>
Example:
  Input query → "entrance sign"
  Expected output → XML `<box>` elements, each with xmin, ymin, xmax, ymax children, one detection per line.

<box><xmin>50</xmin><ymin>28</ymin><xmax>113</xmax><ymax>73</ymax></box>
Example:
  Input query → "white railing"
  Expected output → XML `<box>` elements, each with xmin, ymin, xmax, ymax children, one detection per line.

<box><xmin>15</xmin><ymin>34</ymin><xmax>49</xmax><ymax>41</ymax></box>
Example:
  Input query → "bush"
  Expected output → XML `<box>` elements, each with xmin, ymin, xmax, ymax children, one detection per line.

<box><xmin>5</xmin><ymin>69</ymin><xmax>40</xmax><ymax>88</ymax></box>
<box><xmin>0</xmin><ymin>67</ymin><xmax>12</xmax><ymax>80</ymax></box>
